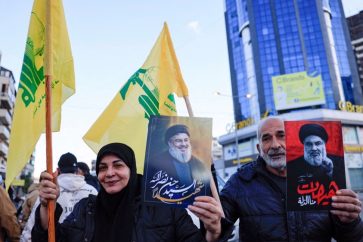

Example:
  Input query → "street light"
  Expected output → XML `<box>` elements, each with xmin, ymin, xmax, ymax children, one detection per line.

<box><xmin>214</xmin><ymin>91</ymin><xmax>254</xmax><ymax>168</ymax></box>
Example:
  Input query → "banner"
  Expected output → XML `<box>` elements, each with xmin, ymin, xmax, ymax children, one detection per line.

<box><xmin>6</xmin><ymin>0</ymin><xmax>75</xmax><ymax>188</ymax></box>
<box><xmin>83</xmin><ymin>23</ymin><xmax>189</xmax><ymax>173</ymax></box>
<box><xmin>272</xmin><ymin>71</ymin><xmax>325</xmax><ymax>111</ymax></box>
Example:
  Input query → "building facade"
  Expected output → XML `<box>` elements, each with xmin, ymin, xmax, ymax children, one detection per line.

<box><xmin>221</xmin><ymin>0</ymin><xmax>363</xmax><ymax>191</ymax></box>
<box><xmin>225</xmin><ymin>0</ymin><xmax>362</xmax><ymax>123</ymax></box>
<box><xmin>347</xmin><ymin>10</ymin><xmax>363</xmax><ymax>94</ymax></box>
<box><xmin>0</xmin><ymin>64</ymin><xmax>17</xmax><ymax>179</ymax></box>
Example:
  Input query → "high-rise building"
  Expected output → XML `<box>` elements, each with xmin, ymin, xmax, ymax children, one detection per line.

<box><xmin>224</xmin><ymin>0</ymin><xmax>362</xmax><ymax>123</ymax></box>
<box><xmin>219</xmin><ymin>1</ymin><xmax>363</xmax><ymax>191</ymax></box>
<box><xmin>347</xmin><ymin>10</ymin><xmax>363</xmax><ymax>95</ymax></box>
<box><xmin>0</xmin><ymin>56</ymin><xmax>17</xmax><ymax>179</ymax></box>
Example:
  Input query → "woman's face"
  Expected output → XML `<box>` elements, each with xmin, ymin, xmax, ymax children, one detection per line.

<box><xmin>97</xmin><ymin>154</ymin><xmax>130</xmax><ymax>194</ymax></box>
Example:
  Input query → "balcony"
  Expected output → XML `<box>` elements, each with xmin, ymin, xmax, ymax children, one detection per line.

<box><xmin>0</xmin><ymin>109</ymin><xmax>11</xmax><ymax>125</ymax></box>
<box><xmin>0</xmin><ymin>92</ymin><xmax>13</xmax><ymax>110</ymax></box>
<box><xmin>0</xmin><ymin>142</ymin><xmax>8</xmax><ymax>156</ymax></box>
<box><xmin>0</xmin><ymin>125</ymin><xmax>9</xmax><ymax>140</ymax></box>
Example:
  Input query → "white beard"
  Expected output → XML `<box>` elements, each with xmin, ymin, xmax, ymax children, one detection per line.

<box><xmin>261</xmin><ymin>148</ymin><xmax>286</xmax><ymax>170</ymax></box>
<box><xmin>169</xmin><ymin>146</ymin><xmax>192</xmax><ymax>163</ymax></box>
<box><xmin>304</xmin><ymin>148</ymin><xmax>327</xmax><ymax>166</ymax></box>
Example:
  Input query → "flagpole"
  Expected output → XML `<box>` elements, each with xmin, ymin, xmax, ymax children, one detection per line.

<box><xmin>45</xmin><ymin>0</ymin><xmax>56</xmax><ymax>241</ymax></box>
<box><xmin>183</xmin><ymin>96</ymin><xmax>222</xmax><ymax>206</ymax></box>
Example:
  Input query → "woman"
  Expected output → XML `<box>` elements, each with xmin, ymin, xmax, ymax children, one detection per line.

<box><xmin>32</xmin><ymin>143</ymin><xmax>223</xmax><ymax>242</ymax></box>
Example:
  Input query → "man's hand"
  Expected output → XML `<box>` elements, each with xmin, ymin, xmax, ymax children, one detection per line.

<box><xmin>188</xmin><ymin>196</ymin><xmax>223</xmax><ymax>242</ymax></box>
<box><xmin>322</xmin><ymin>156</ymin><xmax>333</xmax><ymax>177</ymax></box>
<box><xmin>39</xmin><ymin>171</ymin><xmax>59</xmax><ymax>207</ymax></box>
<box><xmin>331</xmin><ymin>189</ymin><xmax>362</xmax><ymax>223</ymax></box>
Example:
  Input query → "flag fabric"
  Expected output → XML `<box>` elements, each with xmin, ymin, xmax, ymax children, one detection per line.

<box><xmin>5</xmin><ymin>0</ymin><xmax>75</xmax><ymax>188</ymax></box>
<box><xmin>83</xmin><ymin>23</ymin><xmax>189</xmax><ymax>173</ymax></box>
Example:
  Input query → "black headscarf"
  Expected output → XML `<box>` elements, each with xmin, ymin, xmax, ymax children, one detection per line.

<box><xmin>94</xmin><ymin>143</ymin><xmax>138</xmax><ymax>242</ymax></box>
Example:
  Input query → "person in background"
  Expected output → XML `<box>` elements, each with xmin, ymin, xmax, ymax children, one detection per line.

<box><xmin>77</xmin><ymin>161</ymin><xmax>100</xmax><ymax>191</ymax></box>
<box><xmin>20</xmin><ymin>183</ymin><xmax>40</xmax><ymax>229</ymax></box>
<box><xmin>32</xmin><ymin>143</ymin><xmax>224</xmax><ymax>242</ymax></box>
<box><xmin>0</xmin><ymin>185</ymin><xmax>20</xmax><ymax>242</ymax></box>
<box><xmin>220</xmin><ymin>116</ymin><xmax>363</xmax><ymax>241</ymax></box>
<box><xmin>21</xmin><ymin>152</ymin><xmax>98</xmax><ymax>242</ymax></box>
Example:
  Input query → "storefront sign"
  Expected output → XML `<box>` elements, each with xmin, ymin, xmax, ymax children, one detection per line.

<box><xmin>339</xmin><ymin>101</ymin><xmax>363</xmax><ymax>113</ymax></box>
<box><xmin>226</xmin><ymin>111</ymin><xmax>269</xmax><ymax>133</ymax></box>
<box><xmin>224</xmin><ymin>154</ymin><xmax>257</xmax><ymax>168</ymax></box>
<box><xmin>344</xmin><ymin>145</ymin><xmax>363</xmax><ymax>153</ymax></box>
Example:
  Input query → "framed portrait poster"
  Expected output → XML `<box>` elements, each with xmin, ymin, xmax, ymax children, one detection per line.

<box><xmin>143</xmin><ymin>115</ymin><xmax>212</xmax><ymax>208</ymax></box>
<box><xmin>285</xmin><ymin>121</ymin><xmax>346</xmax><ymax>211</ymax></box>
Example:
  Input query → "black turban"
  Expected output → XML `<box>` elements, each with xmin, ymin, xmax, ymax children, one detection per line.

<box><xmin>299</xmin><ymin>123</ymin><xmax>328</xmax><ymax>144</ymax></box>
<box><xmin>165</xmin><ymin>124</ymin><xmax>190</xmax><ymax>144</ymax></box>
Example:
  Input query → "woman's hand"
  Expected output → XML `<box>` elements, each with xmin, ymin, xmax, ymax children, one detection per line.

<box><xmin>39</xmin><ymin>171</ymin><xmax>59</xmax><ymax>207</ymax></box>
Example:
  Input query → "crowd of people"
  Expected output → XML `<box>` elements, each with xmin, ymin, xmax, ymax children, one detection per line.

<box><xmin>0</xmin><ymin>116</ymin><xmax>362</xmax><ymax>242</ymax></box>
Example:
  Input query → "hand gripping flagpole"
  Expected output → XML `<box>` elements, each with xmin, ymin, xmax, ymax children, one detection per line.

<box><xmin>45</xmin><ymin>0</ymin><xmax>56</xmax><ymax>241</ymax></box>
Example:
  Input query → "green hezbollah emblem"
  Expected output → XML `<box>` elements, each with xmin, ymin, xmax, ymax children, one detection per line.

<box><xmin>19</xmin><ymin>13</ymin><xmax>45</xmax><ymax>107</ymax></box>
<box><xmin>119</xmin><ymin>68</ymin><xmax>176</xmax><ymax>120</ymax></box>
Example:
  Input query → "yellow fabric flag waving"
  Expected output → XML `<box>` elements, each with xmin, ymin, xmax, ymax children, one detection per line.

<box><xmin>83</xmin><ymin>23</ymin><xmax>188</xmax><ymax>173</ymax></box>
<box><xmin>6</xmin><ymin>0</ymin><xmax>75</xmax><ymax>188</ymax></box>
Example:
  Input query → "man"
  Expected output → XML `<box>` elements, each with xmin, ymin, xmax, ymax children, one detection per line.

<box><xmin>0</xmin><ymin>185</ymin><xmax>20</xmax><ymax>242</ymax></box>
<box><xmin>220</xmin><ymin>117</ymin><xmax>363</xmax><ymax>241</ymax></box>
<box><xmin>287</xmin><ymin>123</ymin><xmax>346</xmax><ymax>209</ymax></box>
<box><xmin>21</xmin><ymin>152</ymin><xmax>98</xmax><ymax>242</ymax></box>
<box><xmin>77</xmin><ymin>162</ymin><xmax>100</xmax><ymax>191</ymax></box>
<box><xmin>147</xmin><ymin>124</ymin><xmax>210</xmax><ymax>204</ymax></box>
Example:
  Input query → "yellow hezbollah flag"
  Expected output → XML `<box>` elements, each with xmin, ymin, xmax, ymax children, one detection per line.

<box><xmin>83</xmin><ymin>23</ymin><xmax>188</xmax><ymax>173</ymax></box>
<box><xmin>6</xmin><ymin>0</ymin><xmax>75</xmax><ymax>188</ymax></box>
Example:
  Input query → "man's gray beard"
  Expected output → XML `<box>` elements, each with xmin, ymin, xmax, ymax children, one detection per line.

<box><xmin>261</xmin><ymin>149</ymin><xmax>286</xmax><ymax>170</ymax></box>
<box><xmin>304</xmin><ymin>148</ymin><xmax>327</xmax><ymax>166</ymax></box>
<box><xmin>169</xmin><ymin>146</ymin><xmax>192</xmax><ymax>163</ymax></box>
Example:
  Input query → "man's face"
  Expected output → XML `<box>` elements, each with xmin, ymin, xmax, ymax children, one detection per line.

<box><xmin>168</xmin><ymin>133</ymin><xmax>192</xmax><ymax>163</ymax></box>
<box><xmin>303</xmin><ymin>135</ymin><xmax>327</xmax><ymax>166</ymax></box>
<box><xmin>257</xmin><ymin>118</ymin><xmax>286</xmax><ymax>170</ymax></box>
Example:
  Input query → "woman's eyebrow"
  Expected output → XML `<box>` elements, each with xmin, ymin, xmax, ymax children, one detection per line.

<box><xmin>112</xmin><ymin>159</ymin><xmax>124</xmax><ymax>164</ymax></box>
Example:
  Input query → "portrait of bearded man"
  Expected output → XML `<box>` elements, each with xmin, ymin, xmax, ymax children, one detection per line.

<box><xmin>145</xmin><ymin>123</ymin><xmax>210</xmax><ymax>206</ymax></box>
<box><xmin>287</xmin><ymin>122</ymin><xmax>346</xmax><ymax>210</ymax></box>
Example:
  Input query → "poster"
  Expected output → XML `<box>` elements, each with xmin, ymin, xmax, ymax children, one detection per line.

<box><xmin>143</xmin><ymin>115</ymin><xmax>212</xmax><ymax>208</ymax></box>
<box><xmin>286</xmin><ymin>121</ymin><xmax>346</xmax><ymax>211</ymax></box>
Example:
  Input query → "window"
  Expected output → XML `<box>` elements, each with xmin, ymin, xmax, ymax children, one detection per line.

<box><xmin>1</xmin><ymin>84</ymin><xmax>6</xmax><ymax>93</ymax></box>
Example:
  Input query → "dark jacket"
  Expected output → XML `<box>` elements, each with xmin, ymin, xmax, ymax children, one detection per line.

<box><xmin>32</xmin><ymin>193</ymin><xmax>205</xmax><ymax>242</ymax></box>
<box><xmin>220</xmin><ymin>157</ymin><xmax>363</xmax><ymax>242</ymax></box>
<box><xmin>84</xmin><ymin>174</ymin><xmax>100</xmax><ymax>192</ymax></box>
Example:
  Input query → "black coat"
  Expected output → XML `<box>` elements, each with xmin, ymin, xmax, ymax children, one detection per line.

<box><xmin>220</xmin><ymin>157</ymin><xmax>363</xmax><ymax>242</ymax></box>
<box><xmin>32</xmin><ymin>194</ymin><xmax>205</xmax><ymax>242</ymax></box>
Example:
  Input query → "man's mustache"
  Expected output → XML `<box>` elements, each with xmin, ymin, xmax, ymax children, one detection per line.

<box><xmin>267</xmin><ymin>148</ymin><xmax>285</xmax><ymax>155</ymax></box>
<box><xmin>309</xmin><ymin>151</ymin><xmax>321</xmax><ymax>156</ymax></box>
